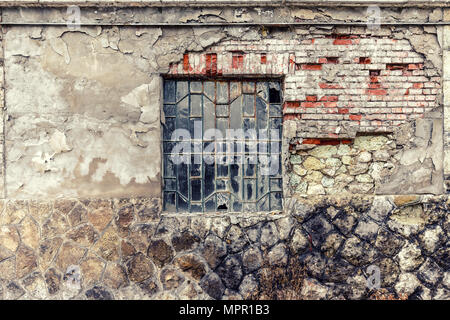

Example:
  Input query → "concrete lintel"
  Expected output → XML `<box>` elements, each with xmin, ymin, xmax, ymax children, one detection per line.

<box><xmin>1</xmin><ymin>0</ymin><xmax>450</xmax><ymax>8</ymax></box>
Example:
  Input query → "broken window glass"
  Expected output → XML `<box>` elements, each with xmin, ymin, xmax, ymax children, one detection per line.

<box><xmin>162</xmin><ymin>79</ymin><xmax>283</xmax><ymax>213</ymax></box>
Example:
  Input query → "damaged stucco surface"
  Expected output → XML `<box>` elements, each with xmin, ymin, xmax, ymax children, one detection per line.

<box><xmin>1</xmin><ymin>5</ymin><xmax>447</xmax><ymax>198</ymax></box>
<box><xmin>377</xmin><ymin>117</ymin><xmax>444</xmax><ymax>195</ymax></box>
<box><xmin>1</xmin><ymin>8</ymin><xmax>270</xmax><ymax>198</ymax></box>
<box><xmin>4</xmin><ymin>26</ymin><xmax>167</xmax><ymax>198</ymax></box>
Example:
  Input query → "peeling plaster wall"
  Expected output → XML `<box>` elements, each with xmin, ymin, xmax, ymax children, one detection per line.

<box><xmin>0</xmin><ymin>4</ymin><xmax>448</xmax><ymax>300</ymax></box>
<box><xmin>0</xmin><ymin>28</ymin><xmax>5</xmax><ymax>199</ymax></box>
<box><xmin>4</xmin><ymin>26</ymin><xmax>164</xmax><ymax>198</ymax></box>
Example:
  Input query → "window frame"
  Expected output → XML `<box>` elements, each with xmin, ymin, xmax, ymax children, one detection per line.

<box><xmin>161</xmin><ymin>75</ymin><xmax>285</xmax><ymax>214</ymax></box>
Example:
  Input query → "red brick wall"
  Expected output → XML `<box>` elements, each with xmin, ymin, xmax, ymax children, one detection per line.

<box><xmin>168</xmin><ymin>34</ymin><xmax>440</xmax><ymax>139</ymax></box>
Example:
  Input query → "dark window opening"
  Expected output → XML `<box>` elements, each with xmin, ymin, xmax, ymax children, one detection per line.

<box><xmin>269</xmin><ymin>87</ymin><xmax>281</xmax><ymax>104</ymax></box>
<box><xmin>217</xmin><ymin>204</ymin><xmax>228</xmax><ymax>210</ymax></box>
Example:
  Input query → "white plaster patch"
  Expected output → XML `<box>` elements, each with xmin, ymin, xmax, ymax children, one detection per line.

<box><xmin>49</xmin><ymin>37</ymin><xmax>71</xmax><ymax>65</ymax></box>
<box><xmin>121</xmin><ymin>77</ymin><xmax>161</xmax><ymax>125</ymax></box>
<box><xmin>49</xmin><ymin>129</ymin><xmax>72</xmax><ymax>154</ymax></box>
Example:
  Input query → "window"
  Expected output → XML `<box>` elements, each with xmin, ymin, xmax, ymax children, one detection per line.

<box><xmin>162</xmin><ymin>79</ymin><xmax>283</xmax><ymax>213</ymax></box>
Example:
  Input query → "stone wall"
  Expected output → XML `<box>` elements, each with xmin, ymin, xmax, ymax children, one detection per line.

<box><xmin>288</xmin><ymin>116</ymin><xmax>444</xmax><ymax>196</ymax></box>
<box><xmin>0</xmin><ymin>196</ymin><xmax>448</xmax><ymax>300</ymax></box>
<box><xmin>289</xmin><ymin>135</ymin><xmax>395</xmax><ymax>195</ymax></box>
<box><xmin>0</xmin><ymin>4</ymin><xmax>448</xmax><ymax>300</ymax></box>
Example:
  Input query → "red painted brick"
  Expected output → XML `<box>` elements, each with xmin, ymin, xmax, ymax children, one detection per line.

<box><xmin>368</xmin><ymin>83</ymin><xmax>381</xmax><ymax>89</ymax></box>
<box><xmin>327</xmin><ymin>57</ymin><xmax>339</xmax><ymax>64</ymax></box>
<box><xmin>333</xmin><ymin>39</ymin><xmax>353</xmax><ymax>45</ymax></box>
<box><xmin>205</xmin><ymin>53</ymin><xmax>217</xmax><ymax>76</ymax></box>
<box><xmin>301</xmin><ymin>102</ymin><xmax>322</xmax><ymax>108</ymax></box>
<box><xmin>303</xmin><ymin>139</ymin><xmax>354</xmax><ymax>146</ymax></box>
<box><xmin>319</xmin><ymin>95</ymin><xmax>339</xmax><ymax>102</ymax></box>
<box><xmin>320</xmin><ymin>140</ymin><xmax>340</xmax><ymax>146</ymax></box>
<box><xmin>408</xmin><ymin>63</ymin><xmax>423</xmax><ymax>70</ymax></box>
<box><xmin>386</xmin><ymin>64</ymin><xmax>405</xmax><ymax>70</ymax></box>
<box><xmin>306</xmin><ymin>95</ymin><xmax>317</xmax><ymax>102</ymax></box>
<box><xmin>205</xmin><ymin>54</ymin><xmax>211</xmax><ymax>74</ymax></box>
<box><xmin>367</xmin><ymin>89</ymin><xmax>387</xmax><ymax>96</ymax></box>
<box><xmin>284</xmin><ymin>101</ymin><xmax>300</xmax><ymax>109</ymax></box>
<box><xmin>301</xmin><ymin>64</ymin><xmax>322</xmax><ymax>71</ymax></box>
<box><xmin>319</xmin><ymin>57</ymin><xmax>339</xmax><ymax>64</ymax></box>
<box><xmin>319</xmin><ymin>83</ymin><xmax>342</xmax><ymax>89</ymax></box>
<box><xmin>232</xmin><ymin>53</ymin><xmax>244</xmax><ymax>69</ymax></box>
<box><xmin>183</xmin><ymin>54</ymin><xmax>190</xmax><ymax>72</ymax></box>
<box><xmin>284</xmin><ymin>114</ymin><xmax>300</xmax><ymax>121</ymax></box>
<box><xmin>324</xmin><ymin>102</ymin><xmax>337</xmax><ymax>108</ymax></box>
<box><xmin>349</xmin><ymin>115</ymin><xmax>362</xmax><ymax>121</ymax></box>
<box><xmin>261</xmin><ymin>54</ymin><xmax>267</xmax><ymax>64</ymax></box>
<box><xmin>413</xmin><ymin>83</ymin><xmax>424</xmax><ymax>89</ymax></box>
<box><xmin>338</xmin><ymin>108</ymin><xmax>349</xmax><ymax>114</ymax></box>
<box><xmin>302</xmin><ymin>139</ymin><xmax>321</xmax><ymax>145</ymax></box>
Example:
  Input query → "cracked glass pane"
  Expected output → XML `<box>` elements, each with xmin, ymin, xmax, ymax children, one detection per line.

<box><xmin>163</xmin><ymin>117</ymin><xmax>176</xmax><ymax>140</ymax></box>
<box><xmin>190</xmin><ymin>94</ymin><xmax>202</xmax><ymax>117</ymax></box>
<box><xmin>191</xmin><ymin>179</ymin><xmax>202</xmax><ymax>201</ymax></box>
<box><xmin>176</xmin><ymin>81</ymin><xmax>188</xmax><ymax>102</ymax></box>
<box><xmin>164</xmin><ymin>104</ymin><xmax>176</xmax><ymax>117</ymax></box>
<box><xmin>216</xmin><ymin>81</ymin><xmax>229</xmax><ymax>104</ymax></box>
<box><xmin>163</xmin><ymin>192</ymin><xmax>176</xmax><ymax>212</ymax></box>
<box><xmin>163</xmin><ymin>79</ymin><xmax>282</xmax><ymax>213</ymax></box>
<box><xmin>243</xmin><ymin>94</ymin><xmax>255</xmax><ymax>117</ymax></box>
<box><xmin>190</xmin><ymin>81</ymin><xmax>202</xmax><ymax>93</ymax></box>
<box><xmin>164</xmin><ymin>80</ymin><xmax>176</xmax><ymax>103</ymax></box>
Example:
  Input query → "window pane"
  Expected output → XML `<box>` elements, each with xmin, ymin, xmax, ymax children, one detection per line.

<box><xmin>164</xmin><ymin>81</ymin><xmax>176</xmax><ymax>103</ymax></box>
<box><xmin>162</xmin><ymin>79</ymin><xmax>282</xmax><ymax>213</ymax></box>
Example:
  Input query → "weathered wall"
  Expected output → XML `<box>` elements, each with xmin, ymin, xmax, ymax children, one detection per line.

<box><xmin>2</xmin><ymin>23</ymin><xmax>444</xmax><ymax>198</ymax></box>
<box><xmin>171</xmin><ymin>36</ymin><xmax>440</xmax><ymax>139</ymax></box>
<box><xmin>4</xmin><ymin>26</ymin><xmax>163</xmax><ymax>198</ymax></box>
<box><xmin>0</xmin><ymin>4</ymin><xmax>448</xmax><ymax>300</ymax></box>
<box><xmin>288</xmin><ymin>117</ymin><xmax>444</xmax><ymax>196</ymax></box>
<box><xmin>0</xmin><ymin>196</ymin><xmax>448</xmax><ymax>300</ymax></box>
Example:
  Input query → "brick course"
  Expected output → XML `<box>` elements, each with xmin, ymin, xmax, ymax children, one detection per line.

<box><xmin>168</xmin><ymin>35</ymin><xmax>440</xmax><ymax>139</ymax></box>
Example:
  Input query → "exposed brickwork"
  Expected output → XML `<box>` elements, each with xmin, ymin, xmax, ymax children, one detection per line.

<box><xmin>169</xmin><ymin>35</ymin><xmax>440</xmax><ymax>139</ymax></box>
